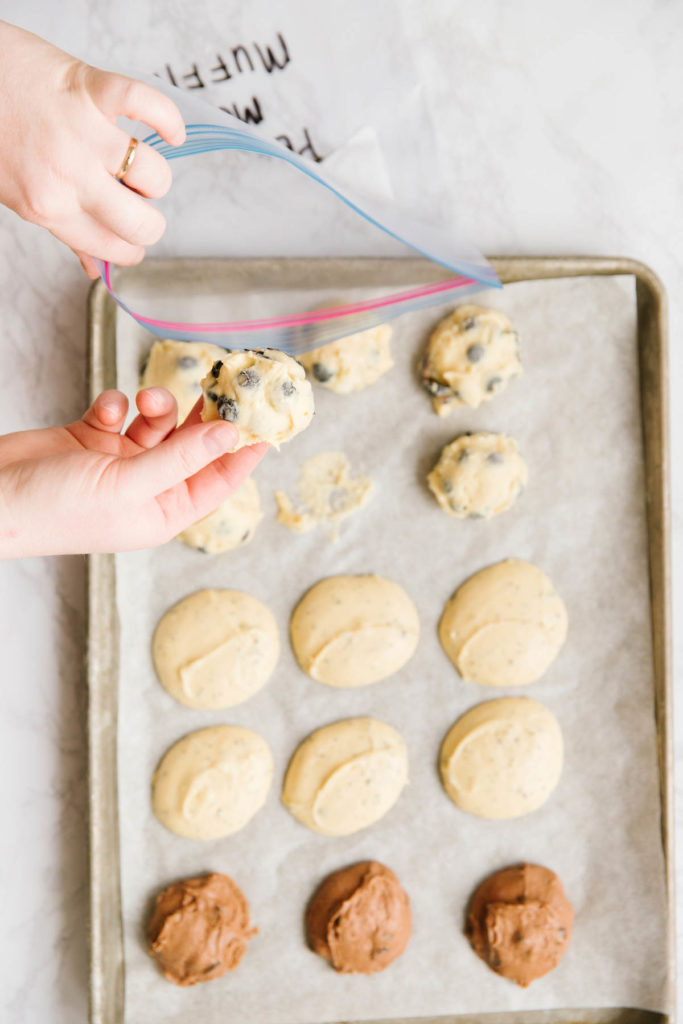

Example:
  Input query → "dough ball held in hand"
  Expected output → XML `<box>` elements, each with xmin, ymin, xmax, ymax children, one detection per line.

<box><xmin>201</xmin><ymin>350</ymin><xmax>314</xmax><ymax>449</ymax></box>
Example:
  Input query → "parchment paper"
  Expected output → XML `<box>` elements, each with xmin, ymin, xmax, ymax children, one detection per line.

<box><xmin>114</xmin><ymin>271</ymin><xmax>670</xmax><ymax>1024</ymax></box>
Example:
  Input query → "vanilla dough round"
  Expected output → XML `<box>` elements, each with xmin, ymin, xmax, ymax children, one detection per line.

<box><xmin>201</xmin><ymin>349</ymin><xmax>314</xmax><ymax>449</ymax></box>
<box><xmin>141</xmin><ymin>339</ymin><xmax>228</xmax><ymax>423</ymax></box>
<box><xmin>439</xmin><ymin>698</ymin><xmax>563</xmax><ymax>819</ymax></box>
<box><xmin>421</xmin><ymin>305</ymin><xmax>521</xmax><ymax>413</ymax></box>
<box><xmin>428</xmin><ymin>433</ymin><xmax>527</xmax><ymax>519</ymax></box>
<box><xmin>439</xmin><ymin>559</ymin><xmax>568</xmax><ymax>687</ymax></box>
<box><xmin>305</xmin><ymin>861</ymin><xmax>411</xmax><ymax>974</ymax></box>
<box><xmin>152</xmin><ymin>725</ymin><xmax>273</xmax><ymax>840</ymax></box>
<box><xmin>152</xmin><ymin>589</ymin><xmax>279</xmax><ymax>710</ymax></box>
<box><xmin>177</xmin><ymin>477</ymin><xmax>263</xmax><ymax>554</ymax></box>
<box><xmin>300</xmin><ymin>324</ymin><xmax>393</xmax><ymax>393</ymax></box>
<box><xmin>282</xmin><ymin>717</ymin><xmax>408</xmax><ymax>836</ymax></box>
<box><xmin>148</xmin><ymin>872</ymin><xmax>257</xmax><ymax>986</ymax></box>
<box><xmin>290</xmin><ymin>574</ymin><xmax>420</xmax><ymax>687</ymax></box>
<box><xmin>466</xmin><ymin>863</ymin><xmax>573</xmax><ymax>987</ymax></box>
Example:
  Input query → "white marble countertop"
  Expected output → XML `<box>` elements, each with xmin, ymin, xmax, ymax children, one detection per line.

<box><xmin>1</xmin><ymin>1</ymin><xmax>681</xmax><ymax>1021</ymax></box>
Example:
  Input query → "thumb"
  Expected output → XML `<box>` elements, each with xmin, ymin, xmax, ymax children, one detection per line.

<box><xmin>120</xmin><ymin>421</ymin><xmax>238</xmax><ymax>495</ymax></box>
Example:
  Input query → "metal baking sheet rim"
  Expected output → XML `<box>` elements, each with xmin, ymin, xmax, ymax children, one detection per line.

<box><xmin>85</xmin><ymin>255</ymin><xmax>674</xmax><ymax>1024</ymax></box>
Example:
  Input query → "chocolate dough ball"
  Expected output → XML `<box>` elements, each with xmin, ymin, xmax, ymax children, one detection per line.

<box><xmin>305</xmin><ymin>861</ymin><xmax>411</xmax><ymax>974</ymax></box>
<box><xmin>465</xmin><ymin>862</ymin><xmax>573</xmax><ymax>987</ymax></box>
<box><xmin>147</xmin><ymin>872</ymin><xmax>256</xmax><ymax>986</ymax></box>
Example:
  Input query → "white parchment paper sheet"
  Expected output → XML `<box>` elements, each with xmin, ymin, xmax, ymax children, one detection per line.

<box><xmin>114</xmin><ymin>271</ymin><xmax>669</xmax><ymax>1023</ymax></box>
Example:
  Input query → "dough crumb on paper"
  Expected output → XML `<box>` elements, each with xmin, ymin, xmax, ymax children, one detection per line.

<box><xmin>275</xmin><ymin>451</ymin><xmax>374</xmax><ymax>539</ymax></box>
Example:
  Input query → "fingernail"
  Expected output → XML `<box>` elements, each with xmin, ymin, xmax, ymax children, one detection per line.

<box><xmin>143</xmin><ymin>386</ymin><xmax>168</xmax><ymax>408</ymax></box>
<box><xmin>204</xmin><ymin>422</ymin><xmax>237</xmax><ymax>454</ymax></box>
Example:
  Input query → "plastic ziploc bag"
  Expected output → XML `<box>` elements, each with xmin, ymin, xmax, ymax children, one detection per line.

<box><xmin>95</xmin><ymin>84</ymin><xmax>500</xmax><ymax>355</ymax></box>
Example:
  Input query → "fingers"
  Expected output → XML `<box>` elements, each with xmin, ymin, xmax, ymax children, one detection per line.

<box><xmin>51</xmin><ymin>210</ymin><xmax>145</xmax><ymax>266</ymax></box>
<box><xmin>72</xmin><ymin>249</ymin><xmax>100</xmax><ymax>279</ymax></box>
<box><xmin>104</xmin><ymin>129</ymin><xmax>173</xmax><ymax>199</ymax></box>
<box><xmin>120</xmin><ymin>420</ymin><xmax>239</xmax><ymax>495</ymax></box>
<box><xmin>156</xmin><ymin>443</ymin><xmax>268</xmax><ymax>536</ymax></box>
<box><xmin>85</xmin><ymin>171</ymin><xmax>166</xmax><ymax>248</ymax></box>
<box><xmin>125</xmin><ymin>388</ymin><xmax>178</xmax><ymax>449</ymax></box>
<box><xmin>87</xmin><ymin>68</ymin><xmax>186</xmax><ymax>145</ymax></box>
<box><xmin>82</xmin><ymin>390</ymin><xmax>129</xmax><ymax>433</ymax></box>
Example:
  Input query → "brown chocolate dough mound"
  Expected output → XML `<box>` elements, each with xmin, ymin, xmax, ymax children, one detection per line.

<box><xmin>147</xmin><ymin>872</ymin><xmax>257</xmax><ymax>986</ymax></box>
<box><xmin>465</xmin><ymin>863</ymin><xmax>573</xmax><ymax>987</ymax></box>
<box><xmin>305</xmin><ymin>860</ymin><xmax>411</xmax><ymax>974</ymax></box>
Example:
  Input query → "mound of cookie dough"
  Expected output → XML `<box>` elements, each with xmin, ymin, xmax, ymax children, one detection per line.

<box><xmin>201</xmin><ymin>350</ymin><xmax>314</xmax><ymax>449</ymax></box>
<box><xmin>148</xmin><ymin>872</ymin><xmax>257</xmax><ymax>986</ymax></box>
<box><xmin>439</xmin><ymin>698</ymin><xmax>563</xmax><ymax>819</ymax></box>
<box><xmin>306</xmin><ymin>861</ymin><xmax>411</xmax><ymax>974</ymax></box>
<box><xmin>152</xmin><ymin>589</ymin><xmax>279</xmax><ymax>710</ymax></box>
<box><xmin>152</xmin><ymin>725</ymin><xmax>273</xmax><ymax>840</ymax></box>
<box><xmin>421</xmin><ymin>305</ymin><xmax>521</xmax><ymax>413</ymax></box>
<box><xmin>300</xmin><ymin>324</ymin><xmax>393</xmax><ymax>393</ymax></box>
<box><xmin>465</xmin><ymin>863</ymin><xmax>573</xmax><ymax>987</ymax></box>
<box><xmin>177</xmin><ymin>477</ymin><xmax>262</xmax><ymax>553</ymax></box>
<box><xmin>141</xmin><ymin>339</ymin><xmax>228</xmax><ymax>423</ymax></box>
<box><xmin>439</xmin><ymin>559</ymin><xmax>568</xmax><ymax>687</ymax></box>
<box><xmin>427</xmin><ymin>433</ymin><xmax>527</xmax><ymax>519</ymax></box>
<box><xmin>290</xmin><ymin>574</ymin><xmax>419</xmax><ymax>687</ymax></box>
<box><xmin>282</xmin><ymin>717</ymin><xmax>408</xmax><ymax>836</ymax></box>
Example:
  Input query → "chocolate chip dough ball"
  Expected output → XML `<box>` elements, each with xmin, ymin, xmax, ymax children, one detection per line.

<box><xmin>306</xmin><ymin>861</ymin><xmax>411</xmax><ymax>974</ymax></box>
<box><xmin>141</xmin><ymin>339</ymin><xmax>228</xmax><ymax>423</ymax></box>
<box><xmin>421</xmin><ymin>305</ymin><xmax>521</xmax><ymax>413</ymax></box>
<box><xmin>465</xmin><ymin>863</ymin><xmax>573</xmax><ymax>986</ymax></box>
<box><xmin>201</xmin><ymin>349</ymin><xmax>314</xmax><ymax>449</ymax></box>
<box><xmin>147</xmin><ymin>872</ymin><xmax>257</xmax><ymax>986</ymax></box>
<box><xmin>300</xmin><ymin>324</ymin><xmax>393</xmax><ymax>393</ymax></box>
<box><xmin>177</xmin><ymin>477</ymin><xmax>262</xmax><ymax>553</ymax></box>
<box><xmin>427</xmin><ymin>432</ymin><xmax>527</xmax><ymax>519</ymax></box>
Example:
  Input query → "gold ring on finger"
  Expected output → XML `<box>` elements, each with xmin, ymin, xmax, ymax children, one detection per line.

<box><xmin>115</xmin><ymin>137</ymin><xmax>139</xmax><ymax>180</ymax></box>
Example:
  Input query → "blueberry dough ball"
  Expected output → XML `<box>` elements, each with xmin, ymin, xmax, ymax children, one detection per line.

<box><xmin>140</xmin><ymin>339</ymin><xmax>228</xmax><ymax>423</ymax></box>
<box><xmin>201</xmin><ymin>349</ymin><xmax>314</xmax><ymax>450</ymax></box>
<box><xmin>300</xmin><ymin>324</ymin><xmax>393</xmax><ymax>393</ymax></box>
<box><xmin>177</xmin><ymin>477</ymin><xmax>262</xmax><ymax>553</ymax></box>
<box><xmin>421</xmin><ymin>306</ymin><xmax>521</xmax><ymax>413</ymax></box>
<box><xmin>427</xmin><ymin>432</ymin><xmax>527</xmax><ymax>519</ymax></box>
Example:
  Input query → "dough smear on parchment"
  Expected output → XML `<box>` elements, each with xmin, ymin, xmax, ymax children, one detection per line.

<box><xmin>275</xmin><ymin>451</ymin><xmax>373</xmax><ymax>538</ymax></box>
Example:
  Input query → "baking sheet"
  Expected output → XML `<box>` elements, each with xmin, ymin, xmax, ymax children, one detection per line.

<box><xmin>111</xmin><ymin>270</ymin><xmax>670</xmax><ymax>1023</ymax></box>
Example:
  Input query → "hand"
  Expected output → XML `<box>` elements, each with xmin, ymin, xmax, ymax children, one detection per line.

<box><xmin>0</xmin><ymin>20</ymin><xmax>186</xmax><ymax>278</ymax></box>
<box><xmin>0</xmin><ymin>388</ymin><xmax>267</xmax><ymax>557</ymax></box>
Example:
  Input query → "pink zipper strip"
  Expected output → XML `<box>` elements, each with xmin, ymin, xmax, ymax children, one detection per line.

<box><xmin>102</xmin><ymin>262</ymin><xmax>475</xmax><ymax>333</ymax></box>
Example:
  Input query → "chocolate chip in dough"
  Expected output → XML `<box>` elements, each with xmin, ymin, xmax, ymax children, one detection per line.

<box><xmin>236</xmin><ymin>368</ymin><xmax>261</xmax><ymax>389</ymax></box>
<box><xmin>281</xmin><ymin>380</ymin><xmax>297</xmax><ymax>397</ymax></box>
<box><xmin>217</xmin><ymin>396</ymin><xmax>239</xmax><ymax>422</ymax></box>
<box><xmin>177</xmin><ymin>356</ymin><xmax>199</xmax><ymax>369</ymax></box>
<box><xmin>312</xmin><ymin>362</ymin><xmax>333</xmax><ymax>383</ymax></box>
<box><xmin>210</xmin><ymin>361</ymin><xmax>223</xmax><ymax>378</ymax></box>
<box><xmin>466</xmin><ymin>343</ymin><xmax>485</xmax><ymax>363</ymax></box>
